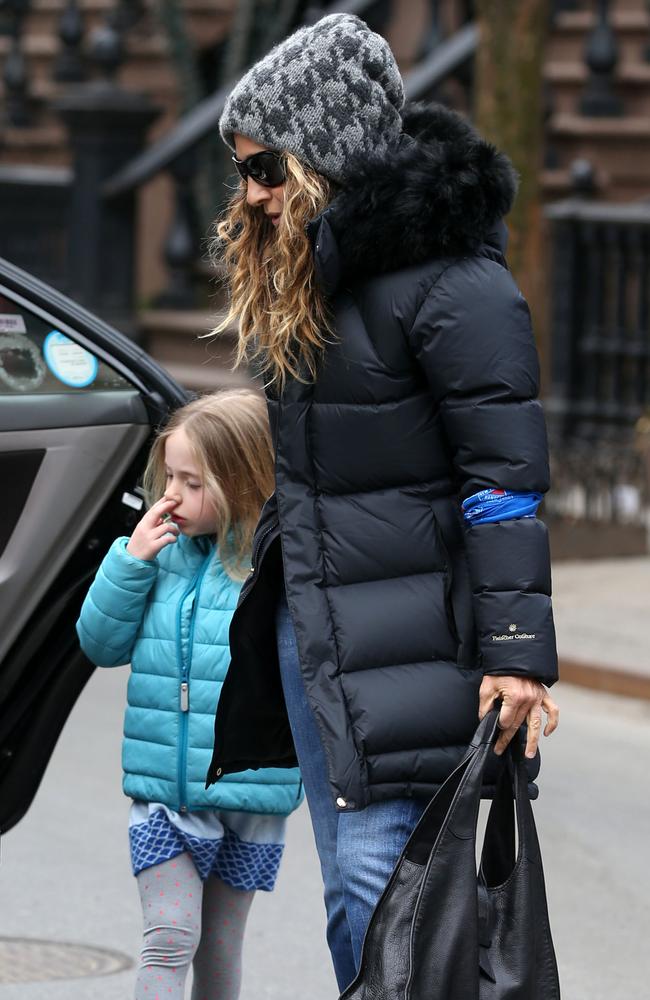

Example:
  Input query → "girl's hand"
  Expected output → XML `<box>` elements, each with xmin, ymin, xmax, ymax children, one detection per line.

<box><xmin>478</xmin><ymin>675</ymin><xmax>559</xmax><ymax>758</ymax></box>
<box><xmin>126</xmin><ymin>496</ymin><xmax>181</xmax><ymax>561</ymax></box>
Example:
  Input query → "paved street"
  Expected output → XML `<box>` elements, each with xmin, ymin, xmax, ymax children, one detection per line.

<box><xmin>1</xmin><ymin>667</ymin><xmax>649</xmax><ymax>998</ymax></box>
<box><xmin>552</xmin><ymin>557</ymin><xmax>650</xmax><ymax>678</ymax></box>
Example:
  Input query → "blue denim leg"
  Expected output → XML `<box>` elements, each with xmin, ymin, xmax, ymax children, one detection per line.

<box><xmin>275</xmin><ymin>597</ymin><xmax>426</xmax><ymax>990</ymax></box>
<box><xmin>275</xmin><ymin>598</ymin><xmax>357</xmax><ymax>991</ymax></box>
<box><xmin>337</xmin><ymin>796</ymin><xmax>426</xmax><ymax>970</ymax></box>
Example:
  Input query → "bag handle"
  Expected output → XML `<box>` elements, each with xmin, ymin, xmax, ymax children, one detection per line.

<box><xmin>404</xmin><ymin>708</ymin><xmax>500</xmax><ymax>865</ymax></box>
<box><xmin>481</xmin><ymin>732</ymin><xmax>542</xmax><ymax>885</ymax></box>
<box><xmin>476</xmin><ymin>737</ymin><xmax>544</xmax><ymax>983</ymax></box>
<box><xmin>404</xmin><ymin>707</ymin><xmax>541</xmax><ymax>870</ymax></box>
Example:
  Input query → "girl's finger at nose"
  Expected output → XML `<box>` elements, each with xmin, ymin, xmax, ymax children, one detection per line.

<box><xmin>153</xmin><ymin>521</ymin><xmax>179</xmax><ymax>536</ymax></box>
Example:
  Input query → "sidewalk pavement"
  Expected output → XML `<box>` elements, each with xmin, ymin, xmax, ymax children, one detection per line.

<box><xmin>551</xmin><ymin>556</ymin><xmax>650</xmax><ymax>699</ymax></box>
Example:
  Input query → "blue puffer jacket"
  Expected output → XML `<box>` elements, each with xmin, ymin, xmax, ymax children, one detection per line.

<box><xmin>76</xmin><ymin>534</ymin><xmax>302</xmax><ymax>815</ymax></box>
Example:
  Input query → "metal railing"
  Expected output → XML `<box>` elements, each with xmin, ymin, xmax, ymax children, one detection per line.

<box><xmin>404</xmin><ymin>21</ymin><xmax>477</xmax><ymax>101</ymax></box>
<box><xmin>103</xmin><ymin>0</ymin><xmax>478</xmax><ymax>200</ymax></box>
<box><xmin>545</xmin><ymin>197</ymin><xmax>650</xmax><ymax>535</ymax></box>
<box><xmin>5</xmin><ymin>0</ymin><xmax>631</xmax><ymax>334</ymax></box>
<box><xmin>96</xmin><ymin>0</ymin><xmax>477</xmax><ymax>314</ymax></box>
<box><xmin>546</xmin><ymin>198</ymin><xmax>650</xmax><ymax>433</ymax></box>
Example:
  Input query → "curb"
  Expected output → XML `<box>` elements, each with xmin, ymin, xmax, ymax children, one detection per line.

<box><xmin>560</xmin><ymin>657</ymin><xmax>650</xmax><ymax>702</ymax></box>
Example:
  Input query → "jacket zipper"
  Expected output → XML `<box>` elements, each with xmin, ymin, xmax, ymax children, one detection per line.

<box><xmin>176</xmin><ymin>556</ymin><xmax>210</xmax><ymax>812</ymax></box>
<box><xmin>236</xmin><ymin>517</ymin><xmax>280</xmax><ymax>613</ymax></box>
<box><xmin>180</xmin><ymin>682</ymin><xmax>189</xmax><ymax>711</ymax></box>
<box><xmin>250</xmin><ymin>518</ymin><xmax>279</xmax><ymax>572</ymax></box>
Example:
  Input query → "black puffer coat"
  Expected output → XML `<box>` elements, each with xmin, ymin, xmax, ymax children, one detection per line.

<box><xmin>207</xmin><ymin>104</ymin><xmax>558</xmax><ymax>810</ymax></box>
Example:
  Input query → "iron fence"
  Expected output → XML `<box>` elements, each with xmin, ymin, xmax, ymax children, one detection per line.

<box><xmin>545</xmin><ymin>199</ymin><xmax>650</xmax><ymax>549</ymax></box>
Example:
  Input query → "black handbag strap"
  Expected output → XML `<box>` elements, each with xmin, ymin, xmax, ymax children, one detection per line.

<box><xmin>404</xmin><ymin>709</ymin><xmax>500</xmax><ymax>866</ymax></box>
<box><xmin>404</xmin><ymin>708</ymin><xmax>543</xmax><ymax>875</ymax></box>
<box><xmin>481</xmin><ymin>758</ymin><xmax>517</xmax><ymax>885</ymax></box>
<box><xmin>481</xmin><ymin>734</ymin><xmax>542</xmax><ymax>887</ymax></box>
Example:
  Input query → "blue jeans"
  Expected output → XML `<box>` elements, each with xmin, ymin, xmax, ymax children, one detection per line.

<box><xmin>275</xmin><ymin>597</ymin><xmax>426</xmax><ymax>992</ymax></box>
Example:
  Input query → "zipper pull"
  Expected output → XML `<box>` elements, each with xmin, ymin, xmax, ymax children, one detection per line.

<box><xmin>180</xmin><ymin>682</ymin><xmax>189</xmax><ymax>712</ymax></box>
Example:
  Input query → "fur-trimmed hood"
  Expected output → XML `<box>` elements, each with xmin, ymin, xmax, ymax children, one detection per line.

<box><xmin>309</xmin><ymin>102</ymin><xmax>518</xmax><ymax>289</ymax></box>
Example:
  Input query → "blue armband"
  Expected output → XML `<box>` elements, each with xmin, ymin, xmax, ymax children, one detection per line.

<box><xmin>461</xmin><ymin>488</ymin><xmax>542</xmax><ymax>525</ymax></box>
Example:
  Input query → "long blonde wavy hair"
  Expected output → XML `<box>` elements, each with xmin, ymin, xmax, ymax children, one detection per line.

<box><xmin>210</xmin><ymin>152</ymin><xmax>334</xmax><ymax>390</ymax></box>
<box><xmin>142</xmin><ymin>389</ymin><xmax>274</xmax><ymax>581</ymax></box>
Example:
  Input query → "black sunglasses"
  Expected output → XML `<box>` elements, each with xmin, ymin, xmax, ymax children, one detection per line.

<box><xmin>232</xmin><ymin>150</ymin><xmax>286</xmax><ymax>187</ymax></box>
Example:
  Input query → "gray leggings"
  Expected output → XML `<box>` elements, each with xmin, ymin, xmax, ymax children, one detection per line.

<box><xmin>134</xmin><ymin>852</ymin><xmax>254</xmax><ymax>1000</ymax></box>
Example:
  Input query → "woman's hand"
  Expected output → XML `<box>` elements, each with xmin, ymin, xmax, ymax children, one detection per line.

<box><xmin>478</xmin><ymin>675</ymin><xmax>559</xmax><ymax>758</ymax></box>
<box><xmin>126</xmin><ymin>496</ymin><xmax>181</xmax><ymax>562</ymax></box>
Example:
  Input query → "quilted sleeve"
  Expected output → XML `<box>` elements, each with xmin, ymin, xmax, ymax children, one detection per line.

<box><xmin>76</xmin><ymin>537</ymin><xmax>159</xmax><ymax>667</ymax></box>
<box><xmin>408</xmin><ymin>257</ymin><xmax>558</xmax><ymax>684</ymax></box>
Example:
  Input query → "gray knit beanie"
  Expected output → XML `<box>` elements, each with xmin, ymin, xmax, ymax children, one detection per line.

<box><xmin>219</xmin><ymin>13</ymin><xmax>404</xmax><ymax>185</ymax></box>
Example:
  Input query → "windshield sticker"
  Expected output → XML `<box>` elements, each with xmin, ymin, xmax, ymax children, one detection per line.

<box><xmin>0</xmin><ymin>314</ymin><xmax>27</xmax><ymax>334</ymax></box>
<box><xmin>43</xmin><ymin>330</ymin><xmax>99</xmax><ymax>388</ymax></box>
<box><xmin>0</xmin><ymin>333</ymin><xmax>47</xmax><ymax>391</ymax></box>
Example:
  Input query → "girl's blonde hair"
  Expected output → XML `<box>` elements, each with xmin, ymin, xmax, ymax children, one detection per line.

<box><xmin>142</xmin><ymin>389</ymin><xmax>274</xmax><ymax>581</ymax></box>
<box><xmin>210</xmin><ymin>152</ymin><xmax>333</xmax><ymax>390</ymax></box>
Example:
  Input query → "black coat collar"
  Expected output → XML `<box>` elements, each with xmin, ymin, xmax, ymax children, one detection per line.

<box><xmin>308</xmin><ymin>102</ymin><xmax>518</xmax><ymax>293</ymax></box>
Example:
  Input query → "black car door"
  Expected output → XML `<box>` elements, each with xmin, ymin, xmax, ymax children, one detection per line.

<box><xmin>0</xmin><ymin>256</ymin><xmax>189</xmax><ymax>833</ymax></box>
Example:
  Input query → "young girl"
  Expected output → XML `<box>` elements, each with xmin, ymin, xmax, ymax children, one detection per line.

<box><xmin>76</xmin><ymin>389</ymin><xmax>302</xmax><ymax>1000</ymax></box>
<box><xmin>206</xmin><ymin>12</ymin><xmax>559</xmax><ymax>993</ymax></box>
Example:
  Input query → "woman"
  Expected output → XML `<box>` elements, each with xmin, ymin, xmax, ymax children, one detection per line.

<box><xmin>206</xmin><ymin>13</ymin><xmax>559</xmax><ymax>992</ymax></box>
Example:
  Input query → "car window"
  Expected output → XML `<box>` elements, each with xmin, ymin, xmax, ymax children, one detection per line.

<box><xmin>0</xmin><ymin>295</ymin><xmax>130</xmax><ymax>394</ymax></box>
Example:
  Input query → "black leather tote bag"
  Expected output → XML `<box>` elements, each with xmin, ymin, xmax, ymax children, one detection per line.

<box><xmin>340</xmin><ymin>709</ymin><xmax>560</xmax><ymax>1000</ymax></box>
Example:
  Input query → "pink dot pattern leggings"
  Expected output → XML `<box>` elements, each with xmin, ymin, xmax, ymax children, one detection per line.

<box><xmin>134</xmin><ymin>852</ymin><xmax>254</xmax><ymax>1000</ymax></box>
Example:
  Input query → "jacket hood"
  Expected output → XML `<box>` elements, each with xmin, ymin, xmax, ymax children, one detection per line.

<box><xmin>311</xmin><ymin>102</ymin><xmax>518</xmax><ymax>287</ymax></box>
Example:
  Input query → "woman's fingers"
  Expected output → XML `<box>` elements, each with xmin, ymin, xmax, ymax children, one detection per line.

<box><xmin>478</xmin><ymin>685</ymin><xmax>499</xmax><ymax>720</ymax></box>
<box><xmin>524</xmin><ymin>693</ymin><xmax>559</xmax><ymax>758</ymax></box>
<box><xmin>496</xmin><ymin>698</ymin><xmax>529</xmax><ymax>735</ymax></box>
<box><xmin>524</xmin><ymin>702</ymin><xmax>544</xmax><ymax>758</ymax></box>
<box><xmin>479</xmin><ymin>675</ymin><xmax>560</xmax><ymax>757</ymax></box>
<box><xmin>497</xmin><ymin>703</ymin><xmax>539</xmax><ymax>757</ymax></box>
<box><xmin>542</xmin><ymin>693</ymin><xmax>560</xmax><ymax>737</ymax></box>
<box><xmin>494</xmin><ymin>724</ymin><xmax>519</xmax><ymax>756</ymax></box>
<box><xmin>494</xmin><ymin>693</ymin><xmax>533</xmax><ymax>754</ymax></box>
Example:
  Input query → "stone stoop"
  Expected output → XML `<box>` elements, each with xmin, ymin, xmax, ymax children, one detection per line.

<box><xmin>21</xmin><ymin>0</ymin><xmax>233</xmax><ymax>39</ymax></box>
<box><xmin>0</xmin><ymin>1</ymin><xmax>234</xmax><ymax>141</ymax></box>
<box><xmin>138</xmin><ymin>306</ymin><xmax>251</xmax><ymax>392</ymax></box>
<box><xmin>5</xmin><ymin>0</ymin><xmax>649</xmax><ymax>194</ymax></box>
<box><xmin>0</xmin><ymin>1</ymin><xmax>235</xmax><ymax>313</ymax></box>
<box><xmin>545</xmin><ymin>1</ymin><xmax>650</xmax><ymax>202</ymax></box>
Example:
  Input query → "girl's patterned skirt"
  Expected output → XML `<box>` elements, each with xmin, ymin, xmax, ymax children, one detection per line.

<box><xmin>128</xmin><ymin>801</ymin><xmax>286</xmax><ymax>891</ymax></box>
